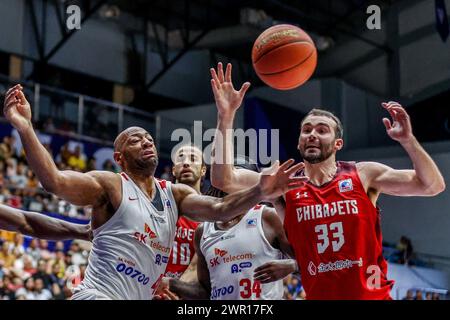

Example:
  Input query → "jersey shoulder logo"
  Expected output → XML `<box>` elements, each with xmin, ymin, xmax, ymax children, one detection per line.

<box><xmin>338</xmin><ymin>178</ymin><xmax>353</xmax><ymax>193</ymax></box>
<box><xmin>246</xmin><ymin>218</ymin><xmax>257</xmax><ymax>227</ymax></box>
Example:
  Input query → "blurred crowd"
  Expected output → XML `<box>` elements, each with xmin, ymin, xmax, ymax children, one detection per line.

<box><xmin>0</xmin><ymin>134</ymin><xmax>122</xmax><ymax>220</ymax></box>
<box><xmin>0</xmin><ymin>232</ymin><xmax>90</xmax><ymax>300</ymax></box>
<box><xmin>402</xmin><ymin>289</ymin><xmax>442</xmax><ymax>300</ymax></box>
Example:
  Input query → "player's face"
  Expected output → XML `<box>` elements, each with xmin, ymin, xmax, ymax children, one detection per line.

<box><xmin>298</xmin><ymin>115</ymin><xmax>342</xmax><ymax>164</ymax></box>
<box><xmin>172</xmin><ymin>147</ymin><xmax>205</xmax><ymax>185</ymax></box>
<box><xmin>116</xmin><ymin>128</ymin><xmax>159</xmax><ymax>173</ymax></box>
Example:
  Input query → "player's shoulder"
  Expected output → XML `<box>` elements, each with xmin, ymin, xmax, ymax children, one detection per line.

<box><xmin>356</xmin><ymin>161</ymin><xmax>391</xmax><ymax>176</ymax></box>
<box><xmin>86</xmin><ymin>170</ymin><xmax>120</xmax><ymax>187</ymax></box>
<box><xmin>261</xmin><ymin>205</ymin><xmax>282</xmax><ymax>226</ymax></box>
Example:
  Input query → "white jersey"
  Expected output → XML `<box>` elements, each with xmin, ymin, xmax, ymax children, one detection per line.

<box><xmin>73</xmin><ymin>173</ymin><xmax>178</xmax><ymax>300</ymax></box>
<box><xmin>200</xmin><ymin>205</ymin><xmax>284</xmax><ymax>300</ymax></box>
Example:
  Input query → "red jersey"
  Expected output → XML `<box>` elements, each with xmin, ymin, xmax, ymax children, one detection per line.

<box><xmin>164</xmin><ymin>216</ymin><xmax>199</xmax><ymax>279</ymax></box>
<box><xmin>284</xmin><ymin>161</ymin><xmax>394</xmax><ymax>300</ymax></box>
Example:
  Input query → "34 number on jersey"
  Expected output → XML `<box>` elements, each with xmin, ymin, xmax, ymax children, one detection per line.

<box><xmin>239</xmin><ymin>278</ymin><xmax>261</xmax><ymax>299</ymax></box>
<box><xmin>315</xmin><ymin>222</ymin><xmax>345</xmax><ymax>254</ymax></box>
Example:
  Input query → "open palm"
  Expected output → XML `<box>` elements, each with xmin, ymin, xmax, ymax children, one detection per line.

<box><xmin>210</xmin><ymin>62</ymin><xmax>250</xmax><ymax>117</ymax></box>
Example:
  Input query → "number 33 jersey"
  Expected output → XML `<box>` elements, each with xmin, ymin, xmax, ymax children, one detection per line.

<box><xmin>284</xmin><ymin>161</ymin><xmax>394</xmax><ymax>300</ymax></box>
<box><xmin>200</xmin><ymin>205</ymin><xmax>284</xmax><ymax>300</ymax></box>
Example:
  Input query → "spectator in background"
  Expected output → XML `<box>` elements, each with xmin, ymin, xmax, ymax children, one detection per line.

<box><xmin>10</xmin><ymin>164</ymin><xmax>28</xmax><ymax>189</ymax></box>
<box><xmin>32</xmin><ymin>259</ymin><xmax>53</xmax><ymax>289</ymax></box>
<box><xmin>86</xmin><ymin>157</ymin><xmax>97</xmax><ymax>171</ymax></box>
<box><xmin>59</xmin><ymin>142</ymin><xmax>72</xmax><ymax>166</ymax></box>
<box><xmin>7</xmin><ymin>189</ymin><xmax>22</xmax><ymax>209</ymax></box>
<box><xmin>102</xmin><ymin>159</ymin><xmax>117</xmax><ymax>172</ymax></box>
<box><xmin>9</xmin><ymin>233</ymin><xmax>25</xmax><ymax>256</ymax></box>
<box><xmin>0</xmin><ymin>242</ymin><xmax>15</xmax><ymax>268</ymax></box>
<box><xmin>402</xmin><ymin>289</ymin><xmax>414</xmax><ymax>300</ymax></box>
<box><xmin>43</xmin><ymin>118</ymin><xmax>56</xmax><ymax>133</ymax></box>
<box><xmin>67</xmin><ymin>146</ymin><xmax>87</xmax><ymax>171</ymax></box>
<box><xmin>425</xmin><ymin>292</ymin><xmax>432</xmax><ymax>300</ymax></box>
<box><xmin>50</xmin><ymin>283</ymin><xmax>65</xmax><ymax>300</ymax></box>
<box><xmin>15</xmin><ymin>277</ymin><xmax>36</xmax><ymax>300</ymax></box>
<box><xmin>397</xmin><ymin>236</ymin><xmax>414</xmax><ymax>265</ymax></box>
<box><xmin>38</xmin><ymin>240</ymin><xmax>52</xmax><ymax>260</ymax></box>
<box><xmin>0</xmin><ymin>136</ymin><xmax>14</xmax><ymax>161</ymax></box>
<box><xmin>26</xmin><ymin>169</ymin><xmax>40</xmax><ymax>189</ymax></box>
<box><xmin>34</xmin><ymin>278</ymin><xmax>52</xmax><ymax>300</ymax></box>
<box><xmin>160</xmin><ymin>165</ymin><xmax>174</xmax><ymax>182</ymax></box>
<box><xmin>432</xmin><ymin>292</ymin><xmax>440</xmax><ymax>300</ymax></box>
<box><xmin>414</xmin><ymin>290</ymin><xmax>423</xmax><ymax>300</ymax></box>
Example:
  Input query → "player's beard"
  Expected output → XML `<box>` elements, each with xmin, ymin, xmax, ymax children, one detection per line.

<box><xmin>300</xmin><ymin>141</ymin><xmax>334</xmax><ymax>164</ymax></box>
<box><xmin>176</xmin><ymin>170</ymin><xmax>200</xmax><ymax>185</ymax></box>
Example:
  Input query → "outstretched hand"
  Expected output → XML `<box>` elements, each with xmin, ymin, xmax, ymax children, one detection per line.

<box><xmin>382</xmin><ymin>101</ymin><xmax>413</xmax><ymax>144</ymax></box>
<box><xmin>210</xmin><ymin>62</ymin><xmax>251</xmax><ymax>118</ymax></box>
<box><xmin>3</xmin><ymin>84</ymin><xmax>32</xmax><ymax>132</ymax></box>
<box><xmin>259</xmin><ymin>159</ymin><xmax>309</xmax><ymax>200</ymax></box>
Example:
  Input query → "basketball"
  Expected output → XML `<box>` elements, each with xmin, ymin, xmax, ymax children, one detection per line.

<box><xmin>252</xmin><ymin>24</ymin><xmax>317</xmax><ymax>90</ymax></box>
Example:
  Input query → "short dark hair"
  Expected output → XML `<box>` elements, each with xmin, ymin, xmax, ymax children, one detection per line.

<box><xmin>174</xmin><ymin>144</ymin><xmax>205</xmax><ymax>166</ymax></box>
<box><xmin>301</xmin><ymin>108</ymin><xmax>343</xmax><ymax>139</ymax></box>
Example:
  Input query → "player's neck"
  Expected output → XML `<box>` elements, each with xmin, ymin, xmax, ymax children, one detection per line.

<box><xmin>177</xmin><ymin>179</ymin><xmax>201</xmax><ymax>194</ymax></box>
<box><xmin>304</xmin><ymin>156</ymin><xmax>337</xmax><ymax>186</ymax></box>
<box><xmin>126</xmin><ymin>172</ymin><xmax>156</xmax><ymax>199</ymax></box>
<box><xmin>216</xmin><ymin>214</ymin><xmax>245</xmax><ymax>230</ymax></box>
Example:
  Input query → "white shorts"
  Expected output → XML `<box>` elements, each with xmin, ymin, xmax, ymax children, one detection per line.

<box><xmin>71</xmin><ymin>288</ymin><xmax>112</xmax><ymax>300</ymax></box>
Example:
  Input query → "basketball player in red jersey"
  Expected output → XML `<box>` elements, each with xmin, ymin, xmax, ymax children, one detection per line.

<box><xmin>209</xmin><ymin>62</ymin><xmax>445</xmax><ymax>300</ymax></box>
<box><xmin>164</xmin><ymin>145</ymin><xmax>205</xmax><ymax>281</ymax></box>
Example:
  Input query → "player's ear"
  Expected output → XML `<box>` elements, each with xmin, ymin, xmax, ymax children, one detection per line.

<box><xmin>335</xmin><ymin>138</ymin><xmax>344</xmax><ymax>151</ymax></box>
<box><xmin>113</xmin><ymin>152</ymin><xmax>122</xmax><ymax>165</ymax></box>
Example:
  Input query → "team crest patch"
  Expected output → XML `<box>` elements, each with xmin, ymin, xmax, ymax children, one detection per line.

<box><xmin>338</xmin><ymin>179</ymin><xmax>353</xmax><ymax>193</ymax></box>
<box><xmin>246</xmin><ymin>218</ymin><xmax>257</xmax><ymax>227</ymax></box>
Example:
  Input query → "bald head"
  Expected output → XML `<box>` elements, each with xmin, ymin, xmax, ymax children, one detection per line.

<box><xmin>114</xmin><ymin>127</ymin><xmax>148</xmax><ymax>152</ymax></box>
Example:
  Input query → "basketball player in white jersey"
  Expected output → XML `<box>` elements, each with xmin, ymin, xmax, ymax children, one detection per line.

<box><xmin>0</xmin><ymin>203</ymin><xmax>91</xmax><ymax>241</ymax></box>
<box><xmin>3</xmin><ymin>84</ymin><xmax>306</xmax><ymax>300</ymax></box>
<box><xmin>156</xmin><ymin>161</ymin><xmax>298</xmax><ymax>300</ymax></box>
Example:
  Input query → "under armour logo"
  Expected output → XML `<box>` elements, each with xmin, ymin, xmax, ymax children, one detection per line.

<box><xmin>295</xmin><ymin>191</ymin><xmax>308</xmax><ymax>199</ymax></box>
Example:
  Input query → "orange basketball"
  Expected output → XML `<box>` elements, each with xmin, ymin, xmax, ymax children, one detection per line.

<box><xmin>252</xmin><ymin>24</ymin><xmax>317</xmax><ymax>90</ymax></box>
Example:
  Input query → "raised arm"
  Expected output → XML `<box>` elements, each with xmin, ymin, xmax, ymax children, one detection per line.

<box><xmin>174</xmin><ymin>159</ymin><xmax>307</xmax><ymax>222</ymax></box>
<box><xmin>3</xmin><ymin>85</ymin><xmax>111</xmax><ymax>206</ymax></box>
<box><xmin>209</xmin><ymin>62</ymin><xmax>260</xmax><ymax>193</ymax></box>
<box><xmin>358</xmin><ymin>101</ymin><xmax>445</xmax><ymax>197</ymax></box>
<box><xmin>0</xmin><ymin>204</ymin><xmax>91</xmax><ymax>241</ymax></box>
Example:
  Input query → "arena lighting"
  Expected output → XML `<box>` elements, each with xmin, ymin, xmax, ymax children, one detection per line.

<box><xmin>99</xmin><ymin>4</ymin><xmax>121</xmax><ymax>19</ymax></box>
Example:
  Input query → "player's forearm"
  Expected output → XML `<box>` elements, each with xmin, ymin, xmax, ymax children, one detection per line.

<box><xmin>210</xmin><ymin>184</ymin><xmax>262</xmax><ymax>221</ymax></box>
<box><xmin>0</xmin><ymin>205</ymin><xmax>89</xmax><ymax>240</ymax></box>
<box><xmin>211</xmin><ymin>114</ymin><xmax>236</xmax><ymax>190</ymax></box>
<box><xmin>401</xmin><ymin>137</ymin><xmax>445</xmax><ymax>195</ymax></box>
<box><xmin>169</xmin><ymin>278</ymin><xmax>209</xmax><ymax>300</ymax></box>
<box><xmin>24</xmin><ymin>213</ymin><xmax>90</xmax><ymax>241</ymax></box>
<box><xmin>18</xmin><ymin>126</ymin><xmax>62</xmax><ymax>192</ymax></box>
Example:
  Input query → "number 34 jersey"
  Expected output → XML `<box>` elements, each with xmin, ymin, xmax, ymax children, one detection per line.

<box><xmin>200</xmin><ymin>205</ymin><xmax>284</xmax><ymax>300</ymax></box>
<box><xmin>284</xmin><ymin>161</ymin><xmax>394</xmax><ymax>300</ymax></box>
